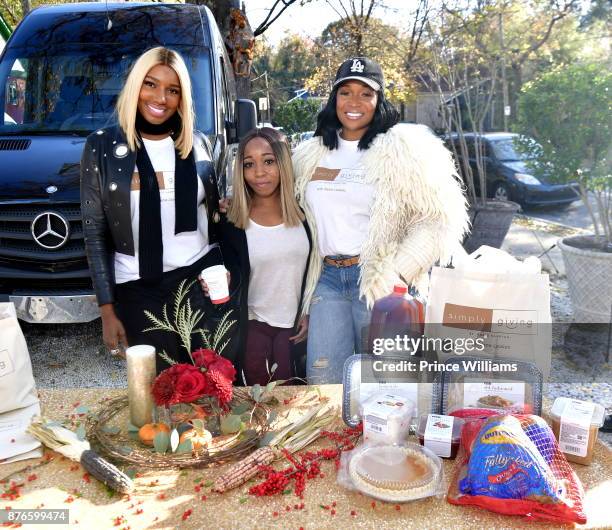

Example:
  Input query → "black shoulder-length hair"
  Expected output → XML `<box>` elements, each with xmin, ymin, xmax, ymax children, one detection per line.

<box><xmin>313</xmin><ymin>84</ymin><xmax>400</xmax><ymax>150</ymax></box>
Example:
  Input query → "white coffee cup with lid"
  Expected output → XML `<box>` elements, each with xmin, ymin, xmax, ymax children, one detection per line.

<box><xmin>201</xmin><ymin>265</ymin><xmax>230</xmax><ymax>304</ymax></box>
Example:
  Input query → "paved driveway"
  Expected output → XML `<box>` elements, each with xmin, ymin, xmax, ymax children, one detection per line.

<box><xmin>523</xmin><ymin>192</ymin><xmax>604</xmax><ymax>231</ymax></box>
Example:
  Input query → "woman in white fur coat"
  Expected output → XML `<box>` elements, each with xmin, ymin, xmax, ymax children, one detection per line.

<box><xmin>292</xmin><ymin>57</ymin><xmax>469</xmax><ymax>384</ymax></box>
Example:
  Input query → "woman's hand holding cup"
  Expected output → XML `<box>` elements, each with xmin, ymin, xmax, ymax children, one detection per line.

<box><xmin>218</xmin><ymin>198</ymin><xmax>231</xmax><ymax>213</ymax></box>
<box><xmin>199</xmin><ymin>265</ymin><xmax>231</xmax><ymax>303</ymax></box>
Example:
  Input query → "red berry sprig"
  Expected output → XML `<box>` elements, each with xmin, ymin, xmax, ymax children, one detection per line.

<box><xmin>248</xmin><ymin>423</ymin><xmax>362</xmax><ymax>498</ymax></box>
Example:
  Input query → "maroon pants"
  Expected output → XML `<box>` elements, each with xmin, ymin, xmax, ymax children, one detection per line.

<box><xmin>243</xmin><ymin>319</ymin><xmax>293</xmax><ymax>385</ymax></box>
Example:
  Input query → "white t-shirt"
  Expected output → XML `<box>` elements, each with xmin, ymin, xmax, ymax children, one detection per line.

<box><xmin>114</xmin><ymin>136</ymin><xmax>211</xmax><ymax>284</ymax></box>
<box><xmin>246</xmin><ymin>219</ymin><xmax>309</xmax><ymax>328</ymax></box>
<box><xmin>305</xmin><ymin>135</ymin><xmax>375</xmax><ymax>256</ymax></box>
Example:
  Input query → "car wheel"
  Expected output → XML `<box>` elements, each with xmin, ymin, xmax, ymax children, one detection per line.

<box><xmin>492</xmin><ymin>182</ymin><xmax>511</xmax><ymax>201</ymax></box>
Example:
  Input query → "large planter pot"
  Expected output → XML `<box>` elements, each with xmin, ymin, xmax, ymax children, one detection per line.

<box><xmin>558</xmin><ymin>235</ymin><xmax>612</xmax><ymax>323</ymax></box>
<box><xmin>462</xmin><ymin>199</ymin><xmax>521</xmax><ymax>254</ymax></box>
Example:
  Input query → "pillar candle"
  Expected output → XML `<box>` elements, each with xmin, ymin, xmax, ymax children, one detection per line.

<box><xmin>126</xmin><ymin>345</ymin><xmax>156</xmax><ymax>427</ymax></box>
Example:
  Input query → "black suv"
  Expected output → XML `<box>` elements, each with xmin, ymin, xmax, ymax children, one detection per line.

<box><xmin>0</xmin><ymin>3</ymin><xmax>255</xmax><ymax>323</ymax></box>
<box><xmin>444</xmin><ymin>132</ymin><xmax>579</xmax><ymax>208</ymax></box>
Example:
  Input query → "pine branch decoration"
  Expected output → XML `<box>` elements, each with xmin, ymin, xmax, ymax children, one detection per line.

<box><xmin>216</xmin><ymin>337</ymin><xmax>231</xmax><ymax>357</ymax></box>
<box><xmin>142</xmin><ymin>310</ymin><xmax>174</xmax><ymax>334</ymax></box>
<box><xmin>212</xmin><ymin>309</ymin><xmax>236</xmax><ymax>351</ymax></box>
<box><xmin>157</xmin><ymin>350</ymin><xmax>177</xmax><ymax>366</ymax></box>
<box><xmin>144</xmin><ymin>280</ymin><xmax>203</xmax><ymax>362</ymax></box>
<box><xmin>144</xmin><ymin>279</ymin><xmax>237</xmax><ymax>364</ymax></box>
<box><xmin>197</xmin><ymin>329</ymin><xmax>212</xmax><ymax>350</ymax></box>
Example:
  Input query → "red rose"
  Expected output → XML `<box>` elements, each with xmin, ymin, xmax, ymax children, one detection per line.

<box><xmin>173</xmin><ymin>364</ymin><xmax>208</xmax><ymax>403</ymax></box>
<box><xmin>152</xmin><ymin>364</ymin><xmax>208</xmax><ymax>406</ymax></box>
<box><xmin>188</xmin><ymin>349</ymin><xmax>237</xmax><ymax>406</ymax></box>
<box><xmin>192</xmin><ymin>348</ymin><xmax>217</xmax><ymax>368</ymax></box>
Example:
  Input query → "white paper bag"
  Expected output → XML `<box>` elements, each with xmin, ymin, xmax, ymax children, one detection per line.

<box><xmin>424</xmin><ymin>249</ymin><xmax>552</xmax><ymax>379</ymax></box>
<box><xmin>0</xmin><ymin>303</ymin><xmax>42</xmax><ymax>462</ymax></box>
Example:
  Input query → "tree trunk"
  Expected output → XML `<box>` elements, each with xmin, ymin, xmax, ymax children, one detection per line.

<box><xmin>20</xmin><ymin>0</ymin><xmax>31</xmax><ymax>17</ymax></box>
<box><xmin>509</xmin><ymin>62</ymin><xmax>523</xmax><ymax>127</ymax></box>
<box><xmin>187</xmin><ymin>0</ymin><xmax>253</xmax><ymax>98</ymax></box>
<box><xmin>234</xmin><ymin>77</ymin><xmax>251</xmax><ymax>99</ymax></box>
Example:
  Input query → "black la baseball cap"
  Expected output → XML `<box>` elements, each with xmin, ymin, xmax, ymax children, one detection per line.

<box><xmin>333</xmin><ymin>57</ymin><xmax>384</xmax><ymax>91</ymax></box>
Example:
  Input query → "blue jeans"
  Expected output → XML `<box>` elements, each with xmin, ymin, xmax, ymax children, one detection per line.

<box><xmin>306</xmin><ymin>260</ymin><xmax>371</xmax><ymax>384</ymax></box>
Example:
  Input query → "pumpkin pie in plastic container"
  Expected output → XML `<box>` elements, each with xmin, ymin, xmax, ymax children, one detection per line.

<box><xmin>343</xmin><ymin>442</ymin><xmax>443</xmax><ymax>502</ymax></box>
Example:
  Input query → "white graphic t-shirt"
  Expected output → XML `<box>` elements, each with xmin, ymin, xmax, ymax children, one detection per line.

<box><xmin>305</xmin><ymin>135</ymin><xmax>375</xmax><ymax>256</ymax></box>
<box><xmin>114</xmin><ymin>136</ymin><xmax>210</xmax><ymax>284</ymax></box>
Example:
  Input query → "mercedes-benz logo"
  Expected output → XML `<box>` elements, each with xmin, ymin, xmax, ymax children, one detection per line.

<box><xmin>31</xmin><ymin>212</ymin><xmax>70</xmax><ymax>250</ymax></box>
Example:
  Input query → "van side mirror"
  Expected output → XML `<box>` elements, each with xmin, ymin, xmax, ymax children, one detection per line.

<box><xmin>234</xmin><ymin>99</ymin><xmax>257</xmax><ymax>142</ymax></box>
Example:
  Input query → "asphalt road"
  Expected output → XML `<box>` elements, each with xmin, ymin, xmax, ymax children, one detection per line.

<box><xmin>523</xmin><ymin>194</ymin><xmax>600</xmax><ymax>231</ymax></box>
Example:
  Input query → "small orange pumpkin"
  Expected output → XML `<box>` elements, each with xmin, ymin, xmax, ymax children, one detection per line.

<box><xmin>179</xmin><ymin>427</ymin><xmax>212</xmax><ymax>450</ymax></box>
<box><xmin>138</xmin><ymin>422</ymin><xmax>171</xmax><ymax>446</ymax></box>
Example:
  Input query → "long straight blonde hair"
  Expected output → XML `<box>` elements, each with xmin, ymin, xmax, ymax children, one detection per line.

<box><xmin>228</xmin><ymin>128</ymin><xmax>304</xmax><ymax>229</ymax></box>
<box><xmin>116</xmin><ymin>47</ymin><xmax>194</xmax><ymax>158</ymax></box>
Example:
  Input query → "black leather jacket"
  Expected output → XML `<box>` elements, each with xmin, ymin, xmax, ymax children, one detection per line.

<box><xmin>80</xmin><ymin>125</ymin><xmax>222</xmax><ymax>306</ymax></box>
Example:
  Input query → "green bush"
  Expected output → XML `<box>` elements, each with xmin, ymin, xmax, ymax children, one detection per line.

<box><xmin>273</xmin><ymin>98</ymin><xmax>320</xmax><ymax>135</ymax></box>
<box><xmin>515</xmin><ymin>62</ymin><xmax>611</xmax><ymax>241</ymax></box>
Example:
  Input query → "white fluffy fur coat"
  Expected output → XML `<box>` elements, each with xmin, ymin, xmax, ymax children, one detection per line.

<box><xmin>293</xmin><ymin>123</ymin><xmax>469</xmax><ymax>315</ymax></box>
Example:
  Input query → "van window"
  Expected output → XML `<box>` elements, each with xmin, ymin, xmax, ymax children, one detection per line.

<box><xmin>1</xmin><ymin>46</ymin><xmax>214</xmax><ymax>135</ymax></box>
<box><xmin>16</xmin><ymin>5</ymin><xmax>209</xmax><ymax>48</ymax></box>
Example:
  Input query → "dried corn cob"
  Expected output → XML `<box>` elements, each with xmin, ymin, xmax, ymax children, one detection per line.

<box><xmin>28</xmin><ymin>416</ymin><xmax>134</xmax><ymax>493</ymax></box>
<box><xmin>212</xmin><ymin>446</ymin><xmax>276</xmax><ymax>493</ymax></box>
<box><xmin>80</xmin><ymin>449</ymin><xmax>134</xmax><ymax>493</ymax></box>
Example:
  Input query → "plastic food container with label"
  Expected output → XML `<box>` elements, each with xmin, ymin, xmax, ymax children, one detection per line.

<box><xmin>360</xmin><ymin>392</ymin><xmax>414</xmax><ymax>444</ymax></box>
<box><xmin>435</xmin><ymin>356</ymin><xmax>543</xmax><ymax>416</ymax></box>
<box><xmin>549</xmin><ymin>397</ymin><xmax>605</xmax><ymax>465</ymax></box>
<box><xmin>417</xmin><ymin>413</ymin><xmax>464</xmax><ymax>458</ymax></box>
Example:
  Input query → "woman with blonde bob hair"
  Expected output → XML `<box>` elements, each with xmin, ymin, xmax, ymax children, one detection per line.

<box><xmin>81</xmin><ymin>46</ymin><xmax>230</xmax><ymax>372</ymax></box>
<box><xmin>220</xmin><ymin>128</ymin><xmax>312</xmax><ymax>384</ymax></box>
<box><xmin>116</xmin><ymin>47</ymin><xmax>195</xmax><ymax>158</ymax></box>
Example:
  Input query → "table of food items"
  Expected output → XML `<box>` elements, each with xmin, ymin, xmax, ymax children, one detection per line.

<box><xmin>1</xmin><ymin>383</ymin><xmax>609</xmax><ymax>530</ymax></box>
<box><xmin>1</xmin><ymin>248</ymin><xmax>610</xmax><ymax>529</ymax></box>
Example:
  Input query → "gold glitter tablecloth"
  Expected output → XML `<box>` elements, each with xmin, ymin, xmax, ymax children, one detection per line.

<box><xmin>1</xmin><ymin>386</ymin><xmax>610</xmax><ymax>530</ymax></box>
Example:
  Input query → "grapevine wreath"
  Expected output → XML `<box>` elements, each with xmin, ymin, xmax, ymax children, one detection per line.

<box><xmin>86</xmin><ymin>389</ymin><xmax>269</xmax><ymax>469</ymax></box>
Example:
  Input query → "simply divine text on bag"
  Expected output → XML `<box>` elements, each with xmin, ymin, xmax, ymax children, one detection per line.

<box><xmin>424</xmin><ymin>260</ymin><xmax>551</xmax><ymax>379</ymax></box>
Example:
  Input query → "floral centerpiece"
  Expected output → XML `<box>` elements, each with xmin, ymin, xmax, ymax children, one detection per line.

<box><xmin>86</xmin><ymin>280</ymin><xmax>270</xmax><ymax>467</ymax></box>
<box><xmin>87</xmin><ymin>281</ymin><xmax>351</xmax><ymax>472</ymax></box>
<box><xmin>138</xmin><ymin>279</ymin><xmax>243</xmax><ymax>451</ymax></box>
<box><xmin>151</xmin><ymin>348</ymin><xmax>235</xmax><ymax>410</ymax></box>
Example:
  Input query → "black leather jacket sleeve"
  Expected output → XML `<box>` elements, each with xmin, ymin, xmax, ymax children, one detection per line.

<box><xmin>81</xmin><ymin>127</ymin><xmax>223</xmax><ymax>307</ymax></box>
<box><xmin>80</xmin><ymin>134</ymin><xmax>115</xmax><ymax>306</ymax></box>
